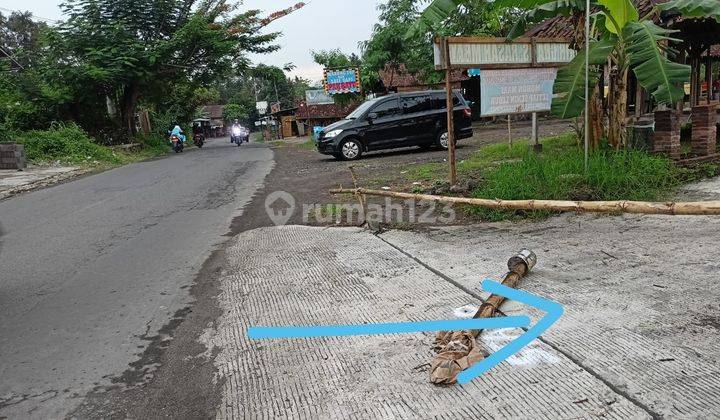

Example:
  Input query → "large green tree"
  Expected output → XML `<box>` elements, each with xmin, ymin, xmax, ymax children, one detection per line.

<box><xmin>363</xmin><ymin>0</ymin><xmax>515</xmax><ymax>91</ymax></box>
<box><xmin>54</xmin><ymin>0</ymin><xmax>279</xmax><ymax>136</ymax></box>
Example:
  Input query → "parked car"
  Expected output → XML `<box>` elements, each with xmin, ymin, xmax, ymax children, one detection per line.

<box><xmin>316</xmin><ymin>90</ymin><xmax>473</xmax><ymax>160</ymax></box>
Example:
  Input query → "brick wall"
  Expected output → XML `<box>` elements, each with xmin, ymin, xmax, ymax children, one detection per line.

<box><xmin>0</xmin><ymin>143</ymin><xmax>27</xmax><ymax>170</ymax></box>
<box><xmin>691</xmin><ymin>105</ymin><xmax>717</xmax><ymax>156</ymax></box>
<box><xmin>652</xmin><ymin>110</ymin><xmax>680</xmax><ymax>159</ymax></box>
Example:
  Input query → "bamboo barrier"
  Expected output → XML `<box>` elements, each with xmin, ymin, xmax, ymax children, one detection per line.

<box><xmin>329</xmin><ymin>187</ymin><xmax>720</xmax><ymax>216</ymax></box>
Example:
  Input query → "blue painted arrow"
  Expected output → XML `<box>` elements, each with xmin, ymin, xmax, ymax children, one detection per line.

<box><xmin>456</xmin><ymin>279</ymin><xmax>564</xmax><ymax>384</ymax></box>
<box><xmin>248</xmin><ymin>316</ymin><xmax>531</xmax><ymax>340</ymax></box>
<box><xmin>247</xmin><ymin>279</ymin><xmax>563</xmax><ymax>385</ymax></box>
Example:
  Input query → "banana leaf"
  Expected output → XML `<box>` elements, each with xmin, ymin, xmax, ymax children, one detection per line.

<box><xmin>657</xmin><ymin>0</ymin><xmax>720</xmax><ymax>22</ymax></box>
<box><xmin>506</xmin><ymin>0</ymin><xmax>587</xmax><ymax>39</ymax></box>
<box><xmin>405</xmin><ymin>0</ymin><xmax>465</xmax><ymax>39</ymax></box>
<box><xmin>624</xmin><ymin>20</ymin><xmax>689</xmax><ymax>104</ymax></box>
<box><xmin>597</xmin><ymin>0</ymin><xmax>638</xmax><ymax>33</ymax></box>
<box><xmin>551</xmin><ymin>38</ymin><xmax>615</xmax><ymax>118</ymax></box>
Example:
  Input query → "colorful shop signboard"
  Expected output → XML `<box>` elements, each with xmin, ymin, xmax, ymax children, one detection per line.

<box><xmin>323</xmin><ymin>68</ymin><xmax>361</xmax><ymax>95</ymax></box>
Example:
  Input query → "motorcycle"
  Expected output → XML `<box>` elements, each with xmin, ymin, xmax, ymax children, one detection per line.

<box><xmin>231</xmin><ymin>126</ymin><xmax>249</xmax><ymax>147</ymax></box>
<box><xmin>170</xmin><ymin>135</ymin><xmax>184</xmax><ymax>153</ymax></box>
<box><xmin>193</xmin><ymin>133</ymin><xmax>205</xmax><ymax>148</ymax></box>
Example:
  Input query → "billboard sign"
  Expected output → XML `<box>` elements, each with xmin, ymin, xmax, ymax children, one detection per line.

<box><xmin>478</xmin><ymin>68</ymin><xmax>558</xmax><ymax>117</ymax></box>
<box><xmin>256</xmin><ymin>101</ymin><xmax>268</xmax><ymax>114</ymax></box>
<box><xmin>324</xmin><ymin>68</ymin><xmax>361</xmax><ymax>95</ymax></box>
<box><xmin>305</xmin><ymin>89</ymin><xmax>335</xmax><ymax>105</ymax></box>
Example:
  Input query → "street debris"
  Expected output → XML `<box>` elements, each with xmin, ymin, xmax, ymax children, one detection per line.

<box><xmin>430</xmin><ymin>250</ymin><xmax>537</xmax><ymax>385</ymax></box>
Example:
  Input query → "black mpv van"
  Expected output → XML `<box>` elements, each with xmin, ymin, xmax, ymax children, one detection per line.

<box><xmin>316</xmin><ymin>90</ymin><xmax>473</xmax><ymax>160</ymax></box>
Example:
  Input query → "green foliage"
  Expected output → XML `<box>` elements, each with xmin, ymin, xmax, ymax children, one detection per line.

<box><xmin>408</xmin><ymin>0</ymin><xmax>465</xmax><ymax>37</ymax></box>
<box><xmin>503</xmin><ymin>0</ymin><xmax>586</xmax><ymax>39</ymax></box>
<box><xmin>16</xmin><ymin>123</ymin><xmax>122</xmax><ymax>165</ymax></box>
<box><xmin>552</xmin><ymin>39</ymin><xmax>615</xmax><ymax>118</ymax></box>
<box><xmin>223</xmin><ymin>103</ymin><xmax>254</xmax><ymax>123</ymax></box>
<box><xmin>52</xmin><ymin>0</ymin><xmax>279</xmax><ymax>135</ymax></box>
<box><xmin>491</xmin><ymin>0</ymin><xmax>698</xmax><ymax>117</ymax></box>
<box><xmin>364</xmin><ymin>0</ymin><xmax>514</xmax><ymax>92</ymax></box>
<box><xmin>624</xmin><ymin>21</ymin><xmax>690</xmax><ymax>104</ymax></box>
<box><xmin>597</xmin><ymin>0</ymin><xmax>638</xmax><ymax>34</ymax></box>
<box><xmin>219</xmin><ymin>64</ymin><xmax>309</xmax><ymax>114</ymax></box>
<box><xmin>658</xmin><ymin>0</ymin><xmax>720</xmax><ymax>22</ymax></box>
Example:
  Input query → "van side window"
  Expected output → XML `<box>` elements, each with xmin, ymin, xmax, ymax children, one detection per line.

<box><xmin>371</xmin><ymin>99</ymin><xmax>400</xmax><ymax>118</ymax></box>
<box><xmin>402</xmin><ymin>94</ymin><xmax>432</xmax><ymax>114</ymax></box>
<box><xmin>431</xmin><ymin>93</ymin><xmax>460</xmax><ymax>109</ymax></box>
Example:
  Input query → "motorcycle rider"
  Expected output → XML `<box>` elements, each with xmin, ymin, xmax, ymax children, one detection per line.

<box><xmin>230</xmin><ymin>120</ymin><xmax>242</xmax><ymax>144</ymax></box>
<box><xmin>169</xmin><ymin>124</ymin><xmax>186</xmax><ymax>143</ymax></box>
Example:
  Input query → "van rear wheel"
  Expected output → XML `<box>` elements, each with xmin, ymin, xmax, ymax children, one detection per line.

<box><xmin>436</xmin><ymin>131</ymin><xmax>450</xmax><ymax>150</ymax></box>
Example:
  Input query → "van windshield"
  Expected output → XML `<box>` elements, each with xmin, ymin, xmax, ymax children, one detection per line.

<box><xmin>345</xmin><ymin>98</ymin><xmax>382</xmax><ymax>120</ymax></box>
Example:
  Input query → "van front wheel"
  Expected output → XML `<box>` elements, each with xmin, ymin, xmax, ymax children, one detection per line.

<box><xmin>338</xmin><ymin>139</ymin><xmax>362</xmax><ymax>161</ymax></box>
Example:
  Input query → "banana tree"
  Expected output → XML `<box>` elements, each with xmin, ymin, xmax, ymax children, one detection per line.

<box><xmin>415</xmin><ymin>0</ymin><xmax>720</xmax><ymax>148</ymax></box>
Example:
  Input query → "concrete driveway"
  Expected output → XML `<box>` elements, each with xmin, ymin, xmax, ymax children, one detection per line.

<box><xmin>206</xmin><ymin>216</ymin><xmax>720</xmax><ymax>418</ymax></box>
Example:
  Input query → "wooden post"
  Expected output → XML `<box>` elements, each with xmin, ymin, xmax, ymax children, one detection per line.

<box><xmin>532</xmin><ymin>112</ymin><xmax>541</xmax><ymax>152</ymax></box>
<box><xmin>635</xmin><ymin>77</ymin><xmax>643</xmax><ymax>118</ymax></box>
<box><xmin>443</xmin><ymin>38</ymin><xmax>457</xmax><ymax>186</ymax></box>
<box><xmin>706</xmin><ymin>53</ymin><xmax>713</xmax><ymax>104</ymax></box>
<box><xmin>507</xmin><ymin>115</ymin><xmax>512</xmax><ymax>149</ymax></box>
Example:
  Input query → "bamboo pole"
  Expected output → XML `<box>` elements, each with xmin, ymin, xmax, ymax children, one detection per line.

<box><xmin>444</xmin><ymin>38</ymin><xmax>458</xmax><ymax>186</ymax></box>
<box><xmin>329</xmin><ymin>187</ymin><xmax>720</xmax><ymax>216</ymax></box>
<box><xmin>430</xmin><ymin>250</ymin><xmax>535</xmax><ymax>385</ymax></box>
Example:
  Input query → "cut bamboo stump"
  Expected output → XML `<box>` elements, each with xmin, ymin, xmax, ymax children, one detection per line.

<box><xmin>430</xmin><ymin>250</ymin><xmax>536</xmax><ymax>385</ymax></box>
<box><xmin>329</xmin><ymin>188</ymin><xmax>720</xmax><ymax>216</ymax></box>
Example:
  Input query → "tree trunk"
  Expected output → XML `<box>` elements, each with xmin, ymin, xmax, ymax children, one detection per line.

<box><xmin>608</xmin><ymin>67</ymin><xmax>629</xmax><ymax>149</ymax></box>
<box><xmin>589</xmin><ymin>78</ymin><xmax>605</xmax><ymax>149</ymax></box>
<box><xmin>120</xmin><ymin>83</ymin><xmax>140</xmax><ymax>136</ymax></box>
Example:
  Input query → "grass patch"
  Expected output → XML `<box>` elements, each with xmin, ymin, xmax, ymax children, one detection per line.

<box><xmin>400</xmin><ymin>133</ymin><xmax>695</xmax><ymax>222</ymax></box>
<box><xmin>296</xmin><ymin>138</ymin><xmax>316</xmax><ymax>151</ymax></box>
<box><xmin>251</xmin><ymin>132</ymin><xmax>264</xmax><ymax>143</ymax></box>
<box><xmin>407</xmin><ymin>134</ymin><xmax>576</xmax><ymax>182</ymax></box>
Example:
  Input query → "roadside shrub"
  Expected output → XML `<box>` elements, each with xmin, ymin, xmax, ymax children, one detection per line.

<box><xmin>16</xmin><ymin>123</ymin><xmax>121</xmax><ymax>165</ymax></box>
<box><xmin>135</xmin><ymin>132</ymin><xmax>170</xmax><ymax>153</ymax></box>
<box><xmin>469</xmin><ymin>139</ymin><xmax>681</xmax><ymax>221</ymax></box>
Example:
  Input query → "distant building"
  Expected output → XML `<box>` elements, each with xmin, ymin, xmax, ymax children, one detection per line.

<box><xmin>379</xmin><ymin>64</ymin><xmax>468</xmax><ymax>93</ymax></box>
<box><xmin>295</xmin><ymin>101</ymin><xmax>360</xmax><ymax>132</ymax></box>
<box><xmin>200</xmin><ymin>105</ymin><xmax>226</xmax><ymax>136</ymax></box>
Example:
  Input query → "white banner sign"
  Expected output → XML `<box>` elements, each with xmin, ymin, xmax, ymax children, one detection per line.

<box><xmin>479</xmin><ymin>68</ymin><xmax>558</xmax><ymax>116</ymax></box>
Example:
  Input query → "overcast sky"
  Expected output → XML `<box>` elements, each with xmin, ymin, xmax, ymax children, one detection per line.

<box><xmin>1</xmin><ymin>0</ymin><xmax>383</xmax><ymax>82</ymax></box>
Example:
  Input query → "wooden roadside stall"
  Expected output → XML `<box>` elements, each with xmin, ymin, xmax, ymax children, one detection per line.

<box><xmin>434</xmin><ymin>37</ymin><xmax>575</xmax><ymax>185</ymax></box>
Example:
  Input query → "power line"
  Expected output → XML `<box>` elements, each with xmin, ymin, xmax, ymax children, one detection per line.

<box><xmin>0</xmin><ymin>5</ymin><xmax>60</xmax><ymax>23</ymax></box>
<box><xmin>0</xmin><ymin>45</ymin><xmax>24</xmax><ymax>70</ymax></box>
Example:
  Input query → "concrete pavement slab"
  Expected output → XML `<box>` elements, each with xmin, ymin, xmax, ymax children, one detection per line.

<box><xmin>380</xmin><ymin>213</ymin><xmax>720</xmax><ymax>418</ymax></box>
<box><xmin>0</xmin><ymin>165</ymin><xmax>86</xmax><ymax>200</ymax></box>
<box><xmin>207</xmin><ymin>225</ymin><xmax>652</xmax><ymax>419</ymax></box>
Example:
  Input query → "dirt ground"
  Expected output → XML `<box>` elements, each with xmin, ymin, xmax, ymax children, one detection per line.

<box><xmin>235</xmin><ymin>118</ymin><xmax>573</xmax><ymax>230</ymax></box>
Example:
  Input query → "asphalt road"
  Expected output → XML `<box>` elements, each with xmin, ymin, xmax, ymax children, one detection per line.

<box><xmin>0</xmin><ymin>138</ymin><xmax>273</xmax><ymax>419</ymax></box>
